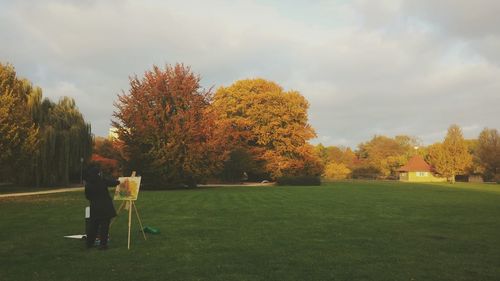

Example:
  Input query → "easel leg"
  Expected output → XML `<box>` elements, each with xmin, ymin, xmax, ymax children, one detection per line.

<box><xmin>110</xmin><ymin>201</ymin><xmax>126</xmax><ymax>228</ymax></box>
<box><xmin>133</xmin><ymin>202</ymin><xmax>147</xmax><ymax>240</ymax></box>
<box><xmin>116</xmin><ymin>201</ymin><xmax>126</xmax><ymax>215</ymax></box>
<box><xmin>127</xmin><ymin>201</ymin><xmax>132</xmax><ymax>250</ymax></box>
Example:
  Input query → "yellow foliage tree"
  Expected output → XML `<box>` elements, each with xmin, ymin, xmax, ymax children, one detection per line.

<box><xmin>0</xmin><ymin>63</ymin><xmax>39</xmax><ymax>182</ymax></box>
<box><xmin>428</xmin><ymin>125</ymin><xmax>472</xmax><ymax>183</ymax></box>
<box><xmin>324</xmin><ymin>162</ymin><xmax>351</xmax><ymax>180</ymax></box>
<box><xmin>212</xmin><ymin>78</ymin><xmax>322</xmax><ymax>179</ymax></box>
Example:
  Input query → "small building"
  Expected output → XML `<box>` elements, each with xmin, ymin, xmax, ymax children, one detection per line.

<box><xmin>468</xmin><ymin>175</ymin><xmax>484</xmax><ymax>183</ymax></box>
<box><xmin>456</xmin><ymin>174</ymin><xmax>484</xmax><ymax>183</ymax></box>
<box><xmin>398</xmin><ymin>155</ymin><xmax>447</xmax><ymax>182</ymax></box>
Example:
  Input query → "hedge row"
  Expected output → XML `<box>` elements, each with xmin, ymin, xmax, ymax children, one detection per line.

<box><xmin>276</xmin><ymin>176</ymin><xmax>321</xmax><ymax>186</ymax></box>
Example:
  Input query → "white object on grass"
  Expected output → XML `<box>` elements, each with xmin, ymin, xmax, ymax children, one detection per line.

<box><xmin>64</xmin><ymin>234</ymin><xmax>86</xmax><ymax>239</ymax></box>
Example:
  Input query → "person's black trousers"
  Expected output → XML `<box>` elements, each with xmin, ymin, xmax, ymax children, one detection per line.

<box><xmin>86</xmin><ymin>217</ymin><xmax>111</xmax><ymax>248</ymax></box>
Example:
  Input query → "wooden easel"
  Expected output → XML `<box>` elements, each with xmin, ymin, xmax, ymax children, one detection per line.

<box><xmin>111</xmin><ymin>171</ymin><xmax>147</xmax><ymax>250</ymax></box>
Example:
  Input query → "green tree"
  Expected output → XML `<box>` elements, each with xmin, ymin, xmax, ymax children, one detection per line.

<box><xmin>0</xmin><ymin>63</ymin><xmax>92</xmax><ymax>186</ymax></box>
<box><xmin>428</xmin><ymin>125</ymin><xmax>472</xmax><ymax>183</ymax></box>
<box><xmin>28</xmin><ymin>94</ymin><xmax>93</xmax><ymax>186</ymax></box>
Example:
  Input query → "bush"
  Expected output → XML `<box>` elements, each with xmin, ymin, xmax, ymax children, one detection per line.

<box><xmin>323</xmin><ymin>162</ymin><xmax>351</xmax><ymax>180</ymax></box>
<box><xmin>276</xmin><ymin>175</ymin><xmax>321</xmax><ymax>186</ymax></box>
<box><xmin>351</xmin><ymin>165</ymin><xmax>381</xmax><ymax>179</ymax></box>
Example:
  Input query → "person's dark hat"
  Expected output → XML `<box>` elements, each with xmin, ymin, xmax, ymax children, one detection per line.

<box><xmin>84</xmin><ymin>166</ymin><xmax>101</xmax><ymax>181</ymax></box>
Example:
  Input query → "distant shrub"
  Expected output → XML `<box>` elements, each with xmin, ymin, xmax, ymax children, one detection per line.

<box><xmin>351</xmin><ymin>165</ymin><xmax>381</xmax><ymax>179</ymax></box>
<box><xmin>276</xmin><ymin>175</ymin><xmax>321</xmax><ymax>186</ymax></box>
<box><xmin>323</xmin><ymin>162</ymin><xmax>351</xmax><ymax>180</ymax></box>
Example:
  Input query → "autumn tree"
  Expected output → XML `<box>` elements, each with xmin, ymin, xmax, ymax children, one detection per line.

<box><xmin>90</xmin><ymin>154</ymin><xmax>119</xmax><ymax>178</ymax></box>
<box><xmin>324</xmin><ymin>162</ymin><xmax>351</xmax><ymax>180</ymax></box>
<box><xmin>314</xmin><ymin>144</ymin><xmax>330</xmax><ymax>166</ymax></box>
<box><xmin>113</xmin><ymin>64</ymin><xmax>222</xmax><ymax>187</ymax></box>
<box><xmin>355</xmin><ymin>135</ymin><xmax>418</xmax><ymax>178</ymax></box>
<box><xmin>314</xmin><ymin>144</ymin><xmax>356</xmax><ymax>168</ymax></box>
<box><xmin>462</xmin><ymin>139</ymin><xmax>486</xmax><ymax>177</ymax></box>
<box><xmin>92</xmin><ymin>136</ymin><xmax>124</xmax><ymax>177</ymax></box>
<box><xmin>94</xmin><ymin>137</ymin><xmax>119</xmax><ymax>159</ymax></box>
<box><xmin>331</xmin><ymin>146</ymin><xmax>356</xmax><ymax>168</ymax></box>
<box><xmin>428</xmin><ymin>125</ymin><xmax>472</xmax><ymax>183</ymax></box>
<box><xmin>314</xmin><ymin>144</ymin><xmax>357</xmax><ymax>180</ymax></box>
<box><xmin>212</xmin><ymin>78</ymin><xmax>322</xmax><ymax>179</ymax></box>
<box><xmin>475</xmin><ymin>128</ymin><xmax>499</xmax><ymax>180</ymax></box>
<box><xmin>0</xmin><ymin>63</ymin><xmax>39</xmax><ymax>183</ymax></box>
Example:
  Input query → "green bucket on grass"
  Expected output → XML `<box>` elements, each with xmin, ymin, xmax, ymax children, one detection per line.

<box><xmin>143</xmin><ymin>226</ymin><xmax>160</xmax><ymax>234</ymax></box>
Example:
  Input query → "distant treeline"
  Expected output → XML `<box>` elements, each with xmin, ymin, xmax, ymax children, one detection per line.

<box><xmin>2</xmin><ymin>62</ymin><xmax>498</xmax><ymax>188</ymax></box>
<box><xmin>315</xmin><ymin>127</ymin><xmax>498</xmax><ymax>183</ymax></box>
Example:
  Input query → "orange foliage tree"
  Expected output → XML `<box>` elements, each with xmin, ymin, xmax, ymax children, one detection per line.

<box><xmin>90</xmin><ymin>154</ymin><xmax>119</xmax><ymax>177</ymax></box>
<box><xmin>212</xmin><ymin>78</ymin><xmax>322</xmax><ymax>179</ymax></box>
<box><xmin>92</xmin><ymin>136</ymin><xmax>125</xmax><ymax>176</ymax></box>
<box><xmin>112</xmin><ymin>64</ymin><xmax>223</xmax><ymax>187</ymax></box>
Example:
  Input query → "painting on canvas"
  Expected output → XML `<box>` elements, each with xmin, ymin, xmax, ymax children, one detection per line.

<box><xmin>114</xmin><ymin>177</ymin><xmax>141</xmax><ymax>200</ymax></box>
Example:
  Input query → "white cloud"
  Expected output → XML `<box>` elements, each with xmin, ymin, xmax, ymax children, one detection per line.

<box><xmin>402</xmin><ymin>0</ymin><xmax>500</xmax><ymax>38</ymax></box>
<box><xmin>1</xmin><ymin>0</ymin><xmax>498</xmax><ymax>146</ymax></box>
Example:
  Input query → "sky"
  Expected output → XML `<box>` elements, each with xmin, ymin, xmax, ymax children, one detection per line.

<box><xmin>1</xmin><ymin>0</ymin><xmax>499</xmax><ymax>148</ymax></box>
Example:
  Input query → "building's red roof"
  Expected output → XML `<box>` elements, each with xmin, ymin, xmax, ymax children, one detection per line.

<box><xmin>398</xmin><ymin>155</ymin><xmax>432</xmax><ymax>172</ymax></box>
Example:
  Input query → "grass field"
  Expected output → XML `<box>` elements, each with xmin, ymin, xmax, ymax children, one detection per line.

<box><xmin>1</xmin><ymin>181</ymin><xmax>500</xmax><ymax>281</ymax></box>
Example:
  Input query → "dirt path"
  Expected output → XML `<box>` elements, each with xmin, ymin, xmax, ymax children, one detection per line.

<box><xmin>0</xmin><ymin>182</ymin><xmax>274</xmax><ymax>198</ymax></box>
<box><xmin>0</xmin><ymin>187</ymin><xmax>84</xmax><ymax>198</ymax></box>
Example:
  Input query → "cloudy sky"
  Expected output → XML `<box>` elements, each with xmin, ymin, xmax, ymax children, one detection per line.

<box><xmin>1</xmin><ymin>0</ymin><xmax>499</xmax><ymax>148</ymax></box>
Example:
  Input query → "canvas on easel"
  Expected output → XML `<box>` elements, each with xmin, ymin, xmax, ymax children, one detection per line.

<box><xmin>112</xmin><ymin>172</ymin><xmax>146</xmax><ymax>249</ymax></box>
<box><xmin>114</xmin><ymin>176</ymin><xmax>141</xmax><ymax>200</ymax></box>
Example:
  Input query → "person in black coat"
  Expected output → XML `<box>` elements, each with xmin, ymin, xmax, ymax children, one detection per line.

<box><xmin>84</xmin><ymin>166</ymin><xmax>119</xmax><ymax>250</ymax></box>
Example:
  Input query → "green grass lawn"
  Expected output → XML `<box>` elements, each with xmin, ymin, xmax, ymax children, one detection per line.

<box><xmin>1</xmin><ymin>181</ymin><xmax>500</xmax><ymax>281</ymax></box>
